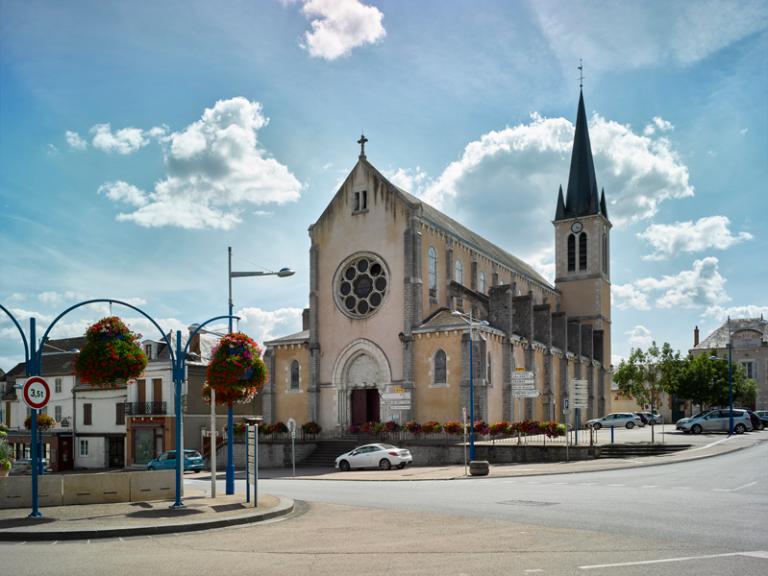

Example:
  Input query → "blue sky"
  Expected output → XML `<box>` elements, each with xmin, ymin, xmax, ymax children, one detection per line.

<box><xmin>1</xmin><ymin>0</ymin><xmax>766</xmax><ymax>371</ymax></box>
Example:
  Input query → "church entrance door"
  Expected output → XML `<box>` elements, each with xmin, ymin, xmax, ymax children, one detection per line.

<box><xmin>350</xmin><ymin>389</ymin><xmax>380</xmax><ymax>425</ymax></box>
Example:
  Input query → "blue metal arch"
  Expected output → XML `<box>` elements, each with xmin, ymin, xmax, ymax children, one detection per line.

<box><xmin>37</xmin><ymin>299</ymin><xmax>176</xmax><ymax>366</ymax></box>
<box><xmin>0</xmin><ymin>303</ymin><xmax>30</xmax><ymax>364</ymax></box>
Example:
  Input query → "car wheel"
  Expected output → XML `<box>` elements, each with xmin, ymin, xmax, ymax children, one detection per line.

<box><xmin>339</xmin><ymin>460</ymin><xmax>350</xmax><ymax>472</ymax></box>
<box><xmin>593</xmin><ymin>423</ymin><xmax>602</xmax><ymax>430</ymax></box>
<box><xmin>397</xmin><ymin>463</ymin><xmax>406</xmax><ymax>470</ymax></box>
<box><xmin>734</xmin><ymin>423</ymin><xmax>746</xmax><ymax>434</ymax></box>
<box><xmin>147</xmin><ymin>466</ymin><xmax>155</xmax><ymax>471</ymax></box>
<box><xmin>379</xmin><ymin>458</ymin><xmax>392</xmax><ymax>471</ymax></box>
<box><xmin>626</xmin><ymin>422</ymin><xmax>635</xmax><ymax>429</ymax></box>
<box><xmin>691</xmin><ymin>424</ymin><xmax>702</xmax><ymax>434</ymax></box>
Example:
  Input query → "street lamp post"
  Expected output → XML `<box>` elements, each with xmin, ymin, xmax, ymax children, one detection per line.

<box><xmin>452</xmin><ymin>310</ymin><xmax>488</xmax><ymax>461</ymax></box>
<box><xmin>727</xmin><ymin>319</ymin><xmax>734</xmax><ymax>435</ymax></box>
<box><xmin>226</xmin><ymin>246</ymin><xmax>294</xmax><ymax>495</ymax></box>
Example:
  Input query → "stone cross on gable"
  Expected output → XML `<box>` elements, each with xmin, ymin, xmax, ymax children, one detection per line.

<box><xmin>357</xmin><ymin>133</ymin><xmax>368</xmax><ymax>158</ymax></box>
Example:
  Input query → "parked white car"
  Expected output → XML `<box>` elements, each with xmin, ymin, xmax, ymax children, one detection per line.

<box><xmin>586</xmin><ymin>412</ymin><xmax>643</xmax><ymax>429</ymax></box>
<box><xmin>335</xmin><ymin>443</ymin><xmax>413</xmax><ymax>471</ymax></box>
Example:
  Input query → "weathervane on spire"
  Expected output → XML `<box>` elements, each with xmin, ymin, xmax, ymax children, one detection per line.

<box><xmin>357</xmin><ymin>132</ymin><xmax>368</xmax><ymax>158</ymax></box>
<box><xmin>578</xmin><ymin>59</ymin><xmax>585</xmax><ymax>90</ymax></box>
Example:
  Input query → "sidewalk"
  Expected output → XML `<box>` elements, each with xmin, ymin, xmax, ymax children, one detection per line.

<box><xmin>0</xmin><ymin>489</ymin><xmax>294</xmax><ymax>541</ymax></box>
<box><xmin>0</xmin><ymin>429</ymin><xmax>763</xmax><ymax>541</ymax></box>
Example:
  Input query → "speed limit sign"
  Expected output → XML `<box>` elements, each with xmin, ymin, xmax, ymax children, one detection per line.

<box><xmin>23</xmin><ymin>376</ymin><xmax>51</xmax><ymax>410</ymax></box>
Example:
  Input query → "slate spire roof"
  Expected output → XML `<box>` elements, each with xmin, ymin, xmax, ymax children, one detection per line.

<box><xmin>555</xmin><ymin>90</ymin><xmax>607</xmax><ymax>221</ymax></box>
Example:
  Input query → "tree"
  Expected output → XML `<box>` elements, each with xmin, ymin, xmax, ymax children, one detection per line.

<box><xmin>676</xmin><ymin>351</ymin><xmax>755</xmax><ymax>409</ymax></box>
<box><xmin>613</xmin><ymin>342</ymin><xmax>682</xmax><ymax>411</ymax></box>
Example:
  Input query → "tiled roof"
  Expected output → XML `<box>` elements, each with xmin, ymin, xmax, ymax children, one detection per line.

<box><xmin>694</xmin><ymin>317</ymin><xmax>768</xmax><ymax>350</ymax></box>
<box><xmin>393</xmin><ymin>184</ymin><xmax>553</xmax><ymax>290</ymax></box>
<box><xmin>265</xmin><ymin>330</ymin><xmax>309</xmax><ymax>346</ymax></box>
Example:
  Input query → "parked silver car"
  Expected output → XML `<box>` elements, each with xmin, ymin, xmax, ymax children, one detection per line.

<box><xmin>586</xmin><ymin>412</ymin><xmax>643</xmax><ymax>429</ymax></box>
<box><xmin>677</xmin><ymin>409</ymin><xmax>752</xmax><ymax>434</ymax></box>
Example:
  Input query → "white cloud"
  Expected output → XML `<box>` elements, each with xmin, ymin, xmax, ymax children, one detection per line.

<box><xmin>233</xmin><ymin>306</ymin><xmax>304</xmax><ymax>346</ymax></box>
<box><xmin>91</xmin><ymin>124</ymin><xmax>150</xmax><ymax>154</ymax></box>
<box><xmin>531</xmin><ymin>0</ymin><xmax>768</xmax><ymax>72</ymax></box>
<box><xmin>618</xmin><ymin>257</ymin><xmax>729</xmax><ymax>310</ymax></box>
<box><xmin>703</xmin><ymin>304</ymin><xmax>768</xmax><ymax>321</ymax></box>
<box><xmin>65</xmin><ymin>130</ymin><xmax>88</xmax><ymax>150</ymax></box>
<box><xmin>638</xmin><ymin>216</ymin><xmax>753</xmax><ymax>260</ymax></box>
<box><xmin>739</xmin><ymin>128</ymin><xmax>749</xmax><ymax>136</ymax></box>
<box><xmin>100</xmin><ymin>97</ymin><xmax>301</xmax><ymax>230</ymax></box>
<box><xmin>407</xmin><ymin>111</ymin><xmax>692</xmax><ymax>270</ymax></box>
<box><xmin>298</xmin><ymin>0</ymin><xmax>386</xmax><ymax>60</ymax></box>
<box><xmin>643</xmin><ymin>116</ymin><xmax>674</xmax><ymax>136</ymax></box>
<box><xmin>98</xmin><ymin>181</ymin><xmax>149</xmax><ymax>208</ymax></box>
<box><xmin>385</xmin><ymin>167</ymin><xmax>428</xmax><ymax>195</ymax></box>
<box><xmin>37</xmin><ymin>291</ymin><xmax>87</xmax><ymax>305</ymax></box>
<box><xmin>612</xmin><ymin>283</ymin><xmax>650</xmax><ymax>311</ymax></box>
<box><xmin>626</xmin><ymin>325</ymin><xmax>654</xmax><ymax>349</ymax></box>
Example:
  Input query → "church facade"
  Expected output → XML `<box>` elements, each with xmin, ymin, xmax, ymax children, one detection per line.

<box><xmin>263</xmin><ymin>91</ymin><xmax>613</xmax><ymax>433</ymax></box>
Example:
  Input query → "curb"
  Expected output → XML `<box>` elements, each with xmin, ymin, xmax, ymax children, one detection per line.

<box><xmin>0</xmin><ymin>497</ymin><xmax>295</xmax><ymax>542</ymax></box>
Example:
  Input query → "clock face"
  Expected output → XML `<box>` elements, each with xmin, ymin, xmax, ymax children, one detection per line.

<box><xmin>571</xmin><ymin>221</ymin><xmax>583</xmax><ymax>233</ymax></box>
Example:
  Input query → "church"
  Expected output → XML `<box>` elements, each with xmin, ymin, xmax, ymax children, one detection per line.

<box><xmin>263</xmin><ymin>90</ymin><xmax>613</xmax><ymax>433</ymax></box>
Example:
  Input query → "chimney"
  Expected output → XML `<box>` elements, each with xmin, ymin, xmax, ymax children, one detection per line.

<box><xmin>694</xmin><ymin>325</ymin><xmax>700</xmax><ymax>347</ymax></box>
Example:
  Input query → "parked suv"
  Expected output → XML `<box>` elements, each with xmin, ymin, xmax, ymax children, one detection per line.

<box><xmin>147</xmin><ymin>449</ymin><xmax>204</xmax><ymax>472</ymax></box>
<box><xmin>677</xmin><ymin>409</ymin><xmax>752</xmax><ymax>434</ymax></box>
<box><xmin>586</xmin><ymin>413</ymin><xmax>643</xmax><ymax>429</ymax></box>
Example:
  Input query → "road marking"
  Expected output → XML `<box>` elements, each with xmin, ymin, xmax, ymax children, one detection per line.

<box><xmin>579</xmin><ymin>550</ymin><xmax>768</xmax><ymax>569</ymax></box>
<box><xmin>524</xmin><ymin>570</ymin><xmax>544</xmax><ymax>573</ymax></box>
<box><xmin>641</xmin><ymin>485</ymin><xmax>658</xmax><ymax>488</ymax></box>
<box><xmin>713</xmin><ymin>481</ymin><xmax>757</xmax><ymax>493</ymax></box>
<box><xmin>577</xmin><ymin>482</ymin><xmax>596</xmax><ymax>486</ymax></box>
<box><xmin>607</xmin><ymin>484</ymin><xmax>625</xmax><ymax>487</ymax></box>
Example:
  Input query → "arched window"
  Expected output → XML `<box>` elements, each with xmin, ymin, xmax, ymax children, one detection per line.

<box><xmin>579</xmin><ymin>232</ymin><xmax>588</xmax><ymax>270</ymax></box>
<box><xmin>290</xmin><ymin>360</ymin><xmax>300</xmax><ymax>390</ymax></box>
<box><xmin>479</xmin><ymin>271</ymin><xmax>486</xmax><ymax>294</ymax></box>
<box><xmin>428</xmin><ymin>246</ymin><xmax>437</xmax><ymax>294</ymax></box>
<box><xmin>567</xmin><ymin>234</ymin><xmax>575</xmax><ymax>272</ymax></box>
<box><xmin>602</xmin><ymin>233</ymin><xmax>608</xmax><ymax>274</ymax></box>
<box><xmin>454</xmin><ymin>260</ymin><xmax>463</xmax><ymax>285</ymax></box>
<box><xmin>434</xmin><ymin>350</ymin><xmax>447</xmax><ymax>384</ymax></box>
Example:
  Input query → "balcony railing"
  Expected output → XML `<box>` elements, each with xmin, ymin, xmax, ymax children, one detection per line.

<box><xmin>124</xmin><ymin>401</ymin><xmax>167</xmax><ymax>416</ymax></box>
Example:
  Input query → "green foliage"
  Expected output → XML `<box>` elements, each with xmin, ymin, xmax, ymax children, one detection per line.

<box><xmin>0</xmin><ymin>429</ymin><xmax>11</xmax><ymax>470</ymax></box>
<box><xmin>613</xmin><ymin>342</ymin><xmax>682</xmax><ymax>408</ymax></box>
<box><xmin>676</xmin><ymin>351</ymin><xmax>754</xmax><ymax>407</ymax></box>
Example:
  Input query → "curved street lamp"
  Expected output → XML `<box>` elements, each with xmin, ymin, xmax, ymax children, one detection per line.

<box><xmin>226</xmin><ymin>246</ymin><xmax>294</xmax><ymax>495</ymax></box>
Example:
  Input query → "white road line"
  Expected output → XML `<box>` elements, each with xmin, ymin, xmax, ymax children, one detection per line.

<box><xmin>607</xmin><ymin>484</ymin><xmax>625</xmax><ymax>487</ymax></box>
<box><xmin>577</xmin><ymin>482</ymin><xmax>596</xmax><ymax>486</ymax></box>
<box><xmin>524</xmin><ymin>570</ymin><xmax>544</xmax><ymax>573</ymax></box>
<box><xmin>641</xmin><ymin>485</ymin><xmax>658</xmax><ymax>488</ymax></box>
<box><xmin>579</xmin><ymin>550</ymin><xmax>768</xmax><ymax>569</ymax></box>
<box><xmin>713</xmin><ymin>481</ymin><xmax>757</xmax><ymax>493</ymax></box>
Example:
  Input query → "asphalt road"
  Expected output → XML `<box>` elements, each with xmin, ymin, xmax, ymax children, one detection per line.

<box><xmin>2</xmin><ymin>442</ymin><xmax>766</xmax><ymax>576</ymax></box>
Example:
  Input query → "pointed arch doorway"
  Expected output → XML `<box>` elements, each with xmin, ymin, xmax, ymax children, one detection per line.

<box><xmin>332</xmin><ymin>339</ymin><xmax>392</xmax><ymax>430</ymax></box>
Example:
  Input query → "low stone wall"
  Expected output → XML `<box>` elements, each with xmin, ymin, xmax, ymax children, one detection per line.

<box><xmin>0</xmin><ymin>470</ymin><xmax>176</xmax><ymax>509</ymax></box>
<box><xmin>231</xmin><ymin>442</ymin><xmax>317</xmax><ymax>468</ymax></box>
<box><xmin>250</xmin><ymin>439</ymin><xmax>598</xmax><ymax>467</ymax></box>
<box><xmin>404</xmin><ymin>443</ymin><xmax>598</xmax><ymax>465</ymax></box>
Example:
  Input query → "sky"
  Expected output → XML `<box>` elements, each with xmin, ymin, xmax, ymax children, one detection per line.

<box><xmin>1</xmin><ymin>0</ymin><xmax>766</xmax><ymax>372</ymax></box>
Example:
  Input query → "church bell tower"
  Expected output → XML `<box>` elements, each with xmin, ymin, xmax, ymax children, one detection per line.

<box><xmin>553</xmin><ymin>89</ymin><xmax>612</xmax><ymax>366</ymax></box>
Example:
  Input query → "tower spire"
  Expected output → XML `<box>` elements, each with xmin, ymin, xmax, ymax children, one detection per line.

<box><xmin>562</xmin><ymin>88</ymin><xmax>600</xmax><ymax>219</ymax></box>
<box><xmin>578</xmin><ymin>58</ymin><xmax>584</xmax><ymax>90</ymax></box>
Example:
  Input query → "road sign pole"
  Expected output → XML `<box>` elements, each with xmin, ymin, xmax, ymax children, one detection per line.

<box><xmin>29</xmin><ymin>318</ymin><xmax>41</xmax><ymax>518</ymax></box>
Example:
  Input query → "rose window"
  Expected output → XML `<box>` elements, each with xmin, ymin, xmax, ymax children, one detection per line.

<box><xmin>335</xmin><ymin>254</ymin><xmax>388</xmax><ymax>318</ymax></box>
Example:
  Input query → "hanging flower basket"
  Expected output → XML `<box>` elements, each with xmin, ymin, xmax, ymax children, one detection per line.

<box><xmin>75</xmin><ymin>316</ymin><xmax>147</xmax><ymax>385</ymax></box>
<box><xmin>205</xmin><ymin>332</ymin><xmax>267</xmax><ymax>405</ymax></box>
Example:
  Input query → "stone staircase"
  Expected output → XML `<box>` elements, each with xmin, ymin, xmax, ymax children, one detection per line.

<box><xmin>598</xmin><ymin>443</ymin><xmax>691</xmax><ymax>459</ymax></box>
<box><xmin>300</xmin><ymin>440</ymin><xmax>359</xmax><ymax>468</ymax></box>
